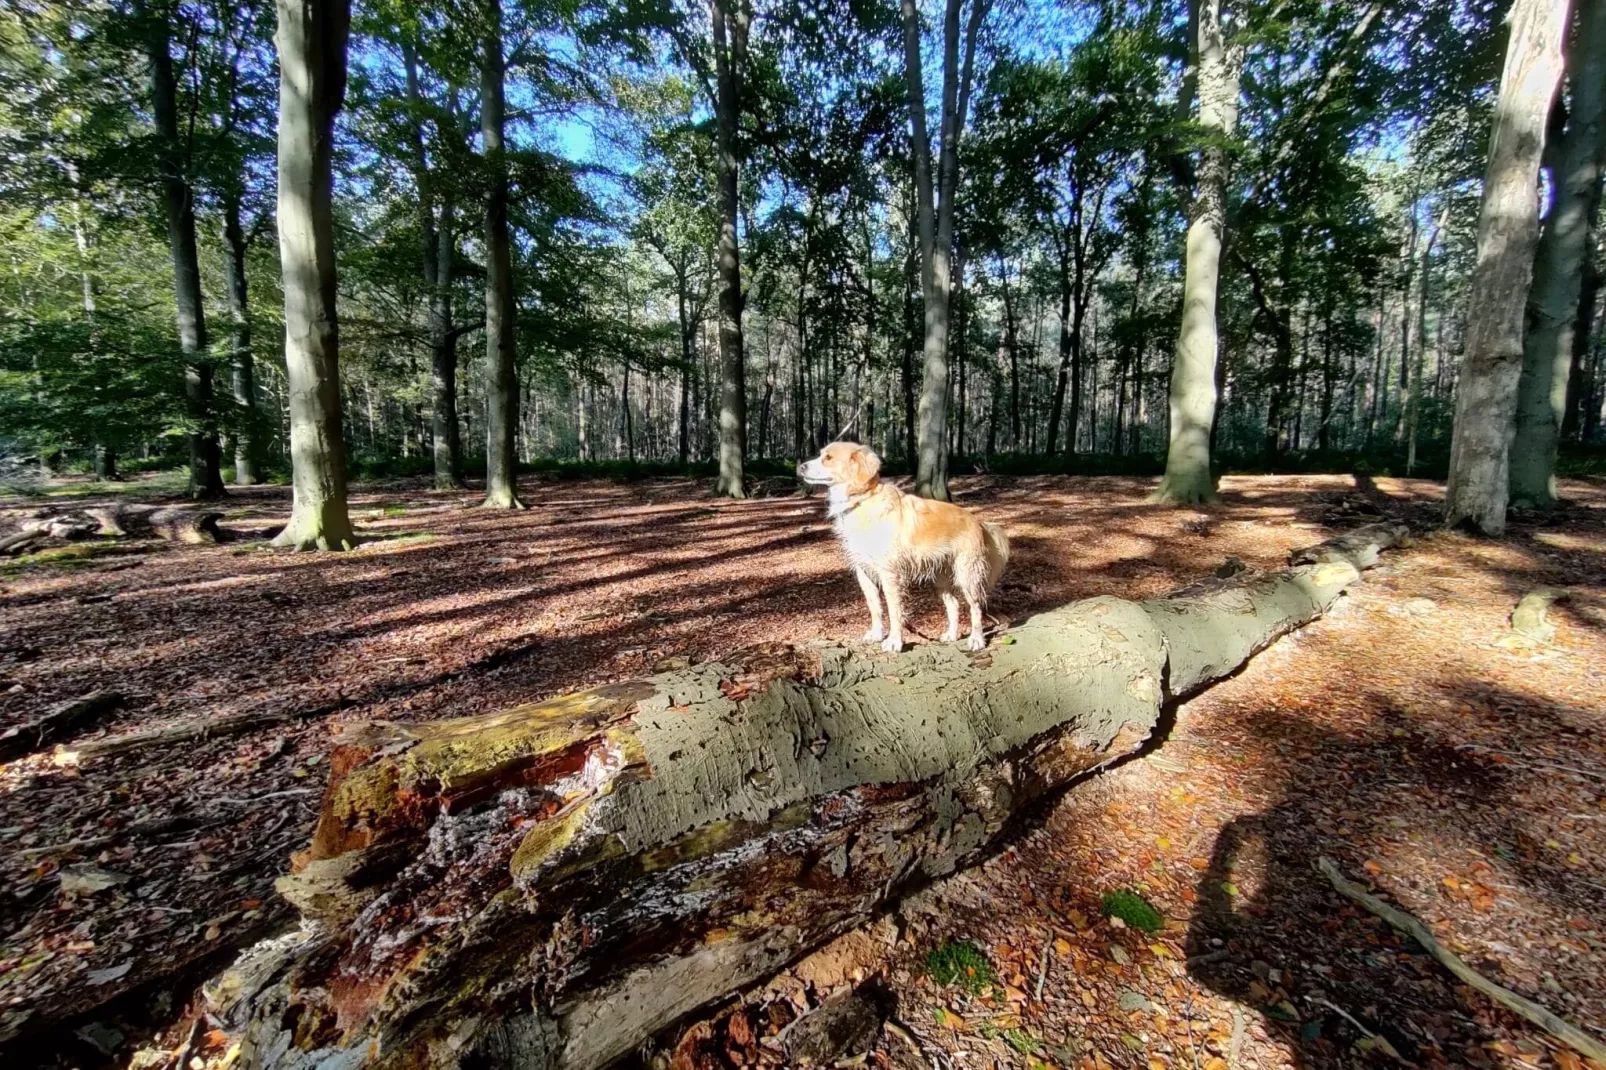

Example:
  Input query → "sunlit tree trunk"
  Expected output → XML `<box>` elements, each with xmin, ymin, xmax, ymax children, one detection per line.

<box><xmin>903</xmin><ymin>0</ymin><xmax>988</xmax><ymax>500</ymax></box>
<box><xmin>1153</xmin><ymin>0</ymin><xmax>1240</xmax><ymax>504</ymax></box>
<box><xmin>271</xmin><ymin>0</ymin><xmax>355</xmax><ymax>550</ymax></box>
<box><xmin>145</xmin><ymin>8</ymin><xmax>225</xmax><ymax>500</ymax></box>
<box><xmin>710</xmin><ymin>0</ymin><xmax>749</xmax><ymax>496</ymax></box>
<box><xmin>479</xmin><ymin>0</ymin><xmax>525</xmax><ymax>508</ymax></box>
<box><xmin>1446</xmin><ymin>0</ymin><xmax>1570</xmax><ymax>534</ymax></box>
<box><xmin>1510</xmin><ymin>0</ymin><xmax>1605</xmax><ymax>507</ymax></box>
<box><xmin>1406</xmin><ymin>204</ymin><xmax>1448</xmax><ymax>475</ymax></box>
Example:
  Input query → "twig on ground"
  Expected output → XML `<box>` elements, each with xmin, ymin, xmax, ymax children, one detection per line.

<box><xmin>1318</xmin><ymin>856</ymin><xmax>1606</xmax><ymax>1064</ymax></box>
<box><xmin>1228</xmin><ymin>1005</ymin><xmax>1246</xmax><ymax>1070</ymax></box>
<box><xmin>1034</xmin><ymin>937</ymin><xmax>1051</xmax><ymax>1003</ymax></box>
<box><xmin>1183</xmin><ymin>991</ymin><xmax>1202</xmax><ymax>1070</ymax></box>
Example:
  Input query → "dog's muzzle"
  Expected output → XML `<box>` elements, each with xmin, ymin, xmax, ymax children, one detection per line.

<box><xmin>797</xmin><ymin>458</ymin><xmax>834</xmax><ymax>485</ymax></box>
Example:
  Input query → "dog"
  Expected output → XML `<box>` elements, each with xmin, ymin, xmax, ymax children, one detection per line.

<box><xmin>798</xmin><ymin>442</ymin><xmax>1009</xmax><ymax>652</ymax></box>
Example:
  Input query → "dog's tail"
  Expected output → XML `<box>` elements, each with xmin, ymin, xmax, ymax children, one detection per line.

<box><xmin>981</xmin><ymin>521</ymin><xmax>1010</xmax><ymax>590</ymax></box>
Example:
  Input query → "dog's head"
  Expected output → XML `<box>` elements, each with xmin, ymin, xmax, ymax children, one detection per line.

<box><xmin>799</xmin><ymin>442</ymin><xmax>881</xmax><ymax>494</ymax></box>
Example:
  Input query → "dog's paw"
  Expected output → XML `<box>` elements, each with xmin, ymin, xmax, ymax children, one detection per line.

<box><xmin>862</xmin><ymin>626</ymin><xmax>885</xmax><ymax>643</ymax></box>
<box><xmin>965</xmin><ymin>634</ymin><xmax>987</xmax><ymax>652</ymax></box>
<box><xmin>940</xmin><ymin>628</ymin><xmax>960</xmax><ymax>643</ymax></box>
<box><xmin>880</xmin><ymin>635</ymin><xmax>904</xmax><ymax>654</ymax></box>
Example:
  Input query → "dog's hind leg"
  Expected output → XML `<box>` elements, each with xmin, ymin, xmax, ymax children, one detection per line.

<box><xmin>938</xmin><ymin>580</ymin><xmax>962</xmax><ymax>643</ymax></box>
<box><xmin>958</xmin><ymin>555</ymin><xmax>989</xmax><ymax>651</ymax></box>
<box><xmin>854</xmin><ymin>565</ymin><xmax>884</xmax><ymax>643</ymax></box>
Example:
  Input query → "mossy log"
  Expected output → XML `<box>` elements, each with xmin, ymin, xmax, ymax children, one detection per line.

<box><xmin>207</xmin><ymin>521</ymin><xmax>1410</xmax><ymax>1070</ymax></box>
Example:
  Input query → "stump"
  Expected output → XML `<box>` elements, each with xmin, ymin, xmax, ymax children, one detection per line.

<box><xmin>198</xmin><ymin>523</ymin><xmax>1412</xmax><ymax>1070</ymax></box>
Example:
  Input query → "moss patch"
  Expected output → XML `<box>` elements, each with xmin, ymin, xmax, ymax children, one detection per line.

<box><xmin>926</xmin><ymin>940</ymin><xmax>994</xmax><ymax>994</ymax></box>
<box><xmin>1100</xmin><ymin>888</ymin><xmax>1164</xmax><ymax>933</ymax></box>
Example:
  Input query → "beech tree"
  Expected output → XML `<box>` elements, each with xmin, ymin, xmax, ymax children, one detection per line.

<box><xmin>1445</xmin><ymin>0</ymin><xmax>1570</xmax><ymax>535</ymax></box>
<box><xmin>1509</xmin><ymin>0</ymin><xmax>1606</xmax><ymax>508</ymax></box>
<box><xmin>271</xmin><ymin>0</ymin><xmax>356</xmax><ymax>550</ymax></box>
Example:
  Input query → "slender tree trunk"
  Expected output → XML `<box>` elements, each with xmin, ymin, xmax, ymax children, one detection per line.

<box><xmin>145</xmin><ymin>8</ymin><xmax>224</xmax><ymax>500</ymax></box>
<box><xmin>902</xmin><ymin>242</ymin><xmax>918</xmax><ymax>466</ymax></box>
<box><xmin>904</xmin><ymin>0</ymin><xmax>988</xmax><ymax>500</ymax></box>
<box><xmin>1046</xmin><ymin>239</ymin><xmax>1074</xmax><ymax>455</ymax></box>
<box><xmin>1563</xmin><ymin>184</ymin><xmax>1603</xmax><ymax>440</ymax></box>
<box><xmin>1407</xmin><ymin>205</ymin><xmax>1449</xmax><ymax>474</ymax></box>
<box><xmin>480</xmin><ymin>0</ymin><xmax>524</xmax><ymax>509</ymax></box>
<box><xmin>1510</xmin><ymin>0</ymin><xmax>1606</xmax><ymax>506</ymax></box>
<box><xmin>222</xmin><ymin>192</ymin><xmax>260</xmax><ymax>485</ymax></box>
<box><xmin>710</xmin><ymin>0</ymin><xmax>749</xmax><ymax>496</ymax></box>
<box><xmin>272</xmin><ymin>0</ymin><xmax>355</xmax><ymax>549</ymax></box>
<box><xmin>1000</xmin><ymin>265</ymin><xmax>1021</xmax><ymax>451</ymax></box>
<box><xmin>1446</xmin><ymin>0</ymin><xmax>1570</xmax><ymax>534</ymax></box>
<box><xmin>1153</xmin><ymin>0</ymin><xmax>1239</xmax><ymax>503</ymax></box>
<box><xmin>677</xmin><ymin>269</ymin><xmax>692</xmax><ymax>465</ymax></box>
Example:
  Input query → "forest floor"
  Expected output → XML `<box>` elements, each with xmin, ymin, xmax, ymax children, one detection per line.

<box><xmin>0</xmin><ymin>472</ymin><xmax>1603</xmax><ymax>1070</ymax></box>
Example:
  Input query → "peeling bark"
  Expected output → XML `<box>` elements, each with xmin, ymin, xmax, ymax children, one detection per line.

<box><xmin>208</xmin><ymin>524</ymin><xmax>1408</xmax><ymax>1070</ymax></box>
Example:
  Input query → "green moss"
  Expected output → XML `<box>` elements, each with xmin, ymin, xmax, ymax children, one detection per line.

<box><xmin>1100</xmin><ymin>889</ymin><xmax>1164</xmax><ymax>933</ymax></box>
<box><xmin>1</xmin><ymin>540</ymin><xmax>134</xmax><ymax>574</ymax></box>
<box><xmin>926</xmin><ymin>940</ymin><xmax>994</xmax><ymax>994</ymax></box>
<box><xmin>1003</xmin><ymin>1028</ymin><xmax>1041</xmax><ymax>1055</ymax></box>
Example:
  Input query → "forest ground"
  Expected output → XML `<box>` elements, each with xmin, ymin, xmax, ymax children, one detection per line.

<box><xmin>0</xmin><ymin>472</ymin><xmax>1603</xmax><ymax>1070</ymax></box>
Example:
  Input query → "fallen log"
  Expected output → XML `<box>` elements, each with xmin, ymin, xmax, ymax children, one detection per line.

<box><xmin>201</xmin><ymin>522</ymin><xmax>1409</xmax><ymax>1070</ymax></box>
<box><xmin>0</xmin><ymin>691</ymin><xmax>123</xmax><ymax>763</ymax></box>
<box><xmin>84</xmin><ymin>503</ymin><xmax>224</xmax><ymax>544</ymax></box>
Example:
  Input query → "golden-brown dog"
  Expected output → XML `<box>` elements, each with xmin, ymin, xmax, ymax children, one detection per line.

<box><xmin>799</xmin><ymin>443</ymin><xmax>1009</xmax><ymax>652</ymax></box>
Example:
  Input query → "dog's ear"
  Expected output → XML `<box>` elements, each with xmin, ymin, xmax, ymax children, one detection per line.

<box><xmin>845</xmin><ymin>446</ymin><xmax>881</xmax><ymax>493</ymax></box>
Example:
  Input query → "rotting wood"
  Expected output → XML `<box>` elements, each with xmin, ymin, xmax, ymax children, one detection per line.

<box><xmin>1511</xmin><ymin>586</ymin><xmax>1566</xmax><ymax>642</ymax></box>
<box><xmin>0</xmin><ymin>691</ymin><xmax>123</xmax><ymax>763</ymax></box>
<box><xmin>1318</xmin><ymin>856</ymin><xmax>1606</xmax><ymax>1064</ymax></box>
<box><xmin>192</xmin><ymin>522</ymin><xmax>1411</xmax><ymax>1070</ymax></box>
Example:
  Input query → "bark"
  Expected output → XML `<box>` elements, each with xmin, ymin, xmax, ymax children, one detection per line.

<box><xmin>711</xmin><ymin>0</ymin><xmax>749</xmax><ymax>497</ymax></box>
<box><xmin>480</xmin><ymin>0</ymin><xmax>525</xmax><ymax>510</ymax></box>
<box><xmin>207</xmin><ymin>523</ymin><xmax>1409</xmax><ymax>1070</ymax></box>
<box><xmin>223</xmin><ymin>192</ymin><xmax>261</xmax><ymax>486</ymax></box>
<box><xmin>84</xmin><ymin>503</ymin><xmax>224</xmax><ymax>543</ymax></box>
<box><xmin>271</xmin><ymin>0</ymin><xmax>356</xmax><ymax>550</ymax></box>
<box><xmin>145</xmin><ymin>7</ymin><xmax>225</xmax><ymax>500</ymax></box>
<box><xmin>1153</xmin><ymin>0</ymin><xmax>1239</xmax><ymax>504</ymax></box>
<box><xmin>1510</xmin><ymin>0</ymin><xmax>1606</xmax><ymax>507</ymax></box>
<box><xmin>1445</xmin><ymin>0</ymin><xmax>1570</xmax><ymax>535</ymax></box>
<box><xmin>1561</xmin><ymin>183</ymin><xmax>1603</xmax><ymax>440</ymax></box>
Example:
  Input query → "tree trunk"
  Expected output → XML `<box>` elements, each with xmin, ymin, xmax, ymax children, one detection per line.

<box><xmin>479</xmin><ymin>0</ymin><xmax>525</xmax><ymax>509</ymax></box>
<box><xmin>271</xmin><ymin>0</ymin><xmax>355</xmax><ymax>550</ymax></box>
<box><xmin>1561</xmin><ymin>182</ymin><xmax>1603</xmax><ymax>440</ymax></box>
<box><xmin>223</xmin><ymin>192</ymin><xmax>260</xmax><ymax>486</ymax></box>
<box><xmin>1153</xmin><ymin>0</ymin><xmax>1239</xmax><ymax>504</ymax></box>
<box><xmin>905</xmin><ymin>0</ymin><xmax>988</xmax><ymax>500</ymax></box>
<box><xmin>1510</xmin><ymin>0</ymin><xmax>1606</xmax><ymax>507</ymax></box>
<box><xmin>710</xmin><ymin>0</ymin><xmax>749</xmax><ymax>497</ymax></box>
<box><xmin>678</xmin><ymin>269</ymin><xmax>692</xmax><ymax>466</ymax></box>
<box><xmin>209</xmin><ymin>522</ymin><xmax>1410</xmax><ymax>1070</ymax></box>
<box><xmin>145</xmin><ymin>8</ymin><xmax>225</xmax><ymax>501</ymax></box>
<box><xmin>1407</xmin><ymin>205</ymin><xmax>1449</xmax><ymax>474</ymax></box>
<box><xmin>1446</xmin><ymin>0</ymin><xmax>1570</xmax><ymax>534</ymax></box>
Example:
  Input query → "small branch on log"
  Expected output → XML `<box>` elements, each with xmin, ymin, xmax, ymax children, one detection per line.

<box><xmin>0</xmin><ymin>529</ymin><xmax>45</xmax><ymax>555</ymax></box>
<box><xmin>1511</xmin><ymin>587</ymin><xmax>1566</xmax><ymax>643</ymax></box>
<box><xmin>1317</xmin><ymin>856</ymin><xmax>1606</xmax><ymax>1064</ymax></box>
<box><xmin>0</xmin><ymin>691</ymin><xmax>123</xmax><ymax>762</ymax></box>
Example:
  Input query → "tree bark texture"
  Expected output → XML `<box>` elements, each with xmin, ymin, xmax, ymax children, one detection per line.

<box><xmin>1153</xmin><ymin>0</ymin><xmax>1240</xmax><ymax>505</ymax></box>
<box><xmin>480</xmin><ymin>0</ymin><xmax>525</xmax><ymax>510</ymax></box>
<box><xmin>272</xmin><ymin>0</ymin><xmax>356</xmax><ymax>550</ymax></box>
<box><xmin>207</xmin><ymin>523</ymin><xmax>1410</xmax><ymax>1070</ymax></box>
<box><xmin>1509</xmin><ymin>0</ymin><xmax>1606</xmax><ymax>507</ymax></box>
<box><xmin>146</xmin><ymin>9</ymin><xmax>225</xmax><ymax>500</ymax></box>
<box><xmin>711</xmin><ymin>0</ymin><xmax>749</xmax><ymax>497</ymax></box>
<box><xmin>1445</xmin><ymin>0</ymin><xmax>1570</xmax><ymax>534</ymax></box>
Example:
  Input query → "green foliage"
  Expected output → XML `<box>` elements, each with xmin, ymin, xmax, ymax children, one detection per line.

<box><xmin>925</xmin><ymin>940</ymin><xmax>994</xmax><ymax>994</ymax></box>
<box><xmin>1100</xmin><ymin>889</ymin><xmax>1164</xmax><ymax>934</ymax></box>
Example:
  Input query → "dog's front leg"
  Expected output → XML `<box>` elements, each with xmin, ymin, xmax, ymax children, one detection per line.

<box><xmin>853</xmin><ymin>565</ymin><xmax>884</xmax><ymax>643</ymax></box>
<box><xmin>876</xmin><ymin>566</ymin><xmax>905</xmax><ymax>652</ymax></box>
